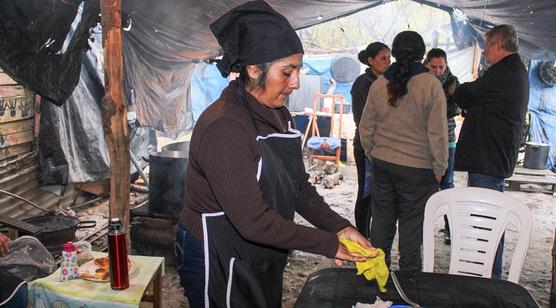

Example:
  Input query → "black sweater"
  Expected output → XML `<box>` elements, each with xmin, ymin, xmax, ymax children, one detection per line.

<box><xmin>351</xmin><ymin>68</ymin><xmax>377</xmax><ymax>149</ymax></box>
<box><xmin>454</xmin><ymin>53</ymin><xmax>529</xmax><ymax>178</ymax></box>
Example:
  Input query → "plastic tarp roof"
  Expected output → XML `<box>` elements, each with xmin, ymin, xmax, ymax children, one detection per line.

<box><xmin>1</xmin><ymin>0</ymin><xmax>556</xmax><ymax>132</ymax></box>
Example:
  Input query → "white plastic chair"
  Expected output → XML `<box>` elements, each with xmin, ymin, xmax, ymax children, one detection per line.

<box><xmin>422</xmin><ymin>187</ymin><xmax>532</xmax><ymax>283</ymax></box>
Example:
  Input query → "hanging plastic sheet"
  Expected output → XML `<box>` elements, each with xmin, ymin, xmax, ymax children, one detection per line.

<box><xmin>38</xmin><ymin>28</ymin><xmax>148</xmax><ymax>187</ymax></box>
<box><xmin>527</xmin><ymin>58</ymin><xmax>556</xmax><ymax>170</ymax></box>
<box><xmin>3</xmin><ymin>0</ymin><xmax>556</xmax><ymax>133</ymax></box>
<box><xmin>38</xmin><ymin>28</ymin><xmax>109</xmax><ymax>186</ymax></box>
<box><xmin>0</xmin><ymin>0</ymin><xmax>98</xmax><ymax>105</ymax></box>
<box><xmin>121</xmin><ymin>0</ymin><xmax>199</xmax><ymax>132</ymax></box>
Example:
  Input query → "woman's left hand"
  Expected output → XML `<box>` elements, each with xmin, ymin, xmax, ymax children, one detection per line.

<box><xmin>334</xmin><ymin>226</ymin><xmax>374</xmax><ymax>267</ymax></box>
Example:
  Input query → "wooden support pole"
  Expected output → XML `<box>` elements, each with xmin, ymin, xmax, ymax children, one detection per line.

<box><xmin>100</xmin><ymin>0</ymin><xmax>130</xmax><ymax>246</ymax></box>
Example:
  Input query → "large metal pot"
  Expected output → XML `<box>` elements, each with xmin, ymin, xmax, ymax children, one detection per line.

<box><xmin>161</xmin><ymin>141</ymin><xmax>190</xmax><ymax>153</ymax></box>
<box><xmin>148</xmin><ymin>150</ymin><xmax>188</xmax><ymax>220</ymax></box>
<box><xmin>23</xmin><ymin>215</ymin><xmax>96</xmax><ymax>254</ymax></box>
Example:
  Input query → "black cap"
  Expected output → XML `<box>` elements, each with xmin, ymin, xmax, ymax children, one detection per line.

<box><xmin>209</xmin><ymin>1</ymin><xmax>304</xmax><ymax>77</ymax></box>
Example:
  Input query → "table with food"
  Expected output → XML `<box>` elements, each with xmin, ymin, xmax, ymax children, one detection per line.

<box><xmin>28</xmin><ymin>251</ymin><xmax>164</xmax><ymax>308</ymax></box>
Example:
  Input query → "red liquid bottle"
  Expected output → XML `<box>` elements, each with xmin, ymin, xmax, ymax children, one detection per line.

<box><xmin>108</xmin><ymin>218</ymin><xmax>129</xmax><ymax>290</ymax></box>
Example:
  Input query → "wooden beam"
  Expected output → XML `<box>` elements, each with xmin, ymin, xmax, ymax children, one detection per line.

<box><xmin>0</xmin><ymin>142</ymin><xmax>33</xmax><ymax>162</ymax></box>
<box><xmin>101</xmin><ymin>0</ymin><xmax>130</xmax><ymax>246</ymax></box>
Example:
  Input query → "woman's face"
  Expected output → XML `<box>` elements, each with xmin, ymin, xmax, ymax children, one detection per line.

<box><xmin>368</xmin><ymin>48</ymin><xmax>391</xmax><ymax>75</ymax></box>
<box><xmin>248</xmin><ymin>53</ymin><xmax>303</xmax><ymax>109</ymax></box>
<box><xmin>426</xmin><ymin>57</ymin><xmax>447</xmax><ymax>76</ymax></box>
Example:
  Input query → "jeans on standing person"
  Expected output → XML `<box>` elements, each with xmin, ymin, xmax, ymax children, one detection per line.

<box><xmin>175</xmin><ymin>223</ymin><xmax>205</xmax><ymax>308</ymax></box>
<box><xmin>440</xmin><ymin>147</ymin><xmax>455</xmax><ymax>189</ymax></box>
<box><xmin>467</xmin><ymin>172</ymin><xmax>505</xmax><ymax>280</ymax></box>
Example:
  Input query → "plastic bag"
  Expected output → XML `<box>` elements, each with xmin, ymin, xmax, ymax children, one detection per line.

<box><xmin>0</xmin><ymin>236</ymin><xmax>56</xmax><ymax>281</ymax></box>
<box><xmin>74</xmin><ymin>240</ymin><xmax>94</xmax><ymax>266</ymax></box>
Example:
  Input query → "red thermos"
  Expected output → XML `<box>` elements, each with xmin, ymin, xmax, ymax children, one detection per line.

<box><xmin>108</xmin><ymin>218</ymin><xmax>129</xmax><ymax>290</ymax></box>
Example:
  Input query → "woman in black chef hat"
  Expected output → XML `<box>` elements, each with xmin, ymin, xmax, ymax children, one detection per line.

<box><xmin>175</xmin><ymin>1</ymin><xmax>375</xmax><ymax>307</ymax></box>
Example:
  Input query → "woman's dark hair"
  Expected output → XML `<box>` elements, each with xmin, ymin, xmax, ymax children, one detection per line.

<box><xmin>424</xmin><ymin>48</ymin><xmax>447</xmax><ymax>64</ymax></box>
<box><xmin>240</xmin><ymin>62</ymin><xmax>271</xmax><ymax>91</ymax></box>
<box><xmin>387</xmin><ymin>31</ymin><xmax>425</xmax><ymax>106</ymax></box>
<box><xmin>358</xmin><ymin>42</ymin><xmax>390</xmax><ymax>66</ymax></box>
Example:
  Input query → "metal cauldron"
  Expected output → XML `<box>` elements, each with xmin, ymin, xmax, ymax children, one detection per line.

<box><xmin>148</xmin><ymin>150</ymin><xmax>188</xmax><ymax>220</ymax></box>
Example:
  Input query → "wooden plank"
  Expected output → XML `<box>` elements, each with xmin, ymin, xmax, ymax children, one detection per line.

<box><xmin>0</xmin><ymin>85</ymin><xmax>33</xmax><ymax>98</ymax></box>
<box><xmin>0</xmin><ymin>130</ymin><xmax>33</xmax><ymax>149</ymax></box>
<box><xmin>0</xmin><ymin>72</ymin><xmax>18</xmax><ymax>86</ymax></box>
<box><xmin>0</xmin><ymin>96</ymin><xmax>35</xmax><ymax>123</ymax></box>
<box><xmin>513</xmin><ymin>166</ymin><xmax>555</xmax><ymax>176</ymax></box>
<box><xmin>506</xmin><ymin>174</ymin><xmax>556</xmax><ymax>185</ymax></box>
<box><xmin>80</xmin><ymin>180</ymin><xmax>110</xmax><ymax>196</ymax></box>
<box><xmin>506</xmin><ymin>174</ymin><xmax>556</xmax><ymax>193</ymax></box>
<box><xmin>0</xmin><ymin>119</ymin><xmax>34</xmax><ymax>135</ymax></box>
<box><xmin>0</xmin><ymin>216</ymin><xmax>42</xmax><ymax>235</ymax></box>
<box><xmin>0</xmin><ymin>142</ymin><xmax>33</xmax><ymax>161</ymax></box>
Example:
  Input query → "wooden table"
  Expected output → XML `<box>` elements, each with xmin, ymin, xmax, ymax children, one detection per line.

<box><xmin>28</xmin><ymin>252</ymin><xmax>164</xmax><ymax>308</ymax></box>
<box><xmin>506</xmin><ymin>166</ymin><xmax>556</xmax><ymax>193</ymax></box>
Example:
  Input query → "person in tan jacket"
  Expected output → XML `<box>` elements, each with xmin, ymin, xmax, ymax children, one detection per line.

<box><xmin>359</xmin><ymin>31</ymin><xmax>448</xmax><ymax>272</ymax></box>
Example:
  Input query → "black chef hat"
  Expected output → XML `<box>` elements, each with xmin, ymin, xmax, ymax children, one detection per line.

<box><xmin>209</xmin><ymin>1</ymin><xmax>304</xmax><ymax>77</ymax></box>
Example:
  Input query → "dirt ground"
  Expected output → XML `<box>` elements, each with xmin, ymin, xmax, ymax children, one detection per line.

<box><xmin>79</xmin><ymin>160</ymin><xmax>555</xmax><ymax>307</ymax></box>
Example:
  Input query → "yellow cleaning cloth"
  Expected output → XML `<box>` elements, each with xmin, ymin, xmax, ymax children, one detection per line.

<box><xmin>339</xmin><ymin>238</ymin><xmax>389</xmax><ymax>293</ymax></box>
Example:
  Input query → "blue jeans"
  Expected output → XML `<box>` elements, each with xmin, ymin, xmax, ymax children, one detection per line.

<box><xmin>467</xmin><ymin>172</ymin><xmax>505</xmax><ymax>279</ymax></box>
<box><xmin>175</xmin><ymin>223</ymin><xmax>205</xmax><ymax>308</ymax></box>
<box><xmin>440</xmin><ymin>147</ymin><xmax>455</xmax><ymax>189</ymax></box>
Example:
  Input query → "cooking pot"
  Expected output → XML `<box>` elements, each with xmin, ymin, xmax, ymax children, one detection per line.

<box><xmin>148</xmin><ymin>150</ymin><xmax>188</xmax><ymax>220</ymax></box>
<box><xmin>161</xmin><ymin>141</ymin><xmax>190</xmax><ymax>153</ymax></box>
<box><xmin>22</xmin><ymin>215</ymin><xmax>96</xmax><ymax>254</ymax></box>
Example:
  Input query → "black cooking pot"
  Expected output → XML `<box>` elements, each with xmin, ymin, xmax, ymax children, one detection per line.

<box><xmin>149</xmin><ymin>150</ymin><xmax>188</xmax><ymax>220</ymax></box>
<box><xmin>23</xmin><ymin>215</ymin><xmax>96</xmax><ymax>254</ymax></box>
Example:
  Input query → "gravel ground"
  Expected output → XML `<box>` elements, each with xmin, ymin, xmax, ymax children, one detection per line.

<box><xmin>79</xmin><ymin>162</ymin><xmax>554</xmax><ymax>307</ymax></box>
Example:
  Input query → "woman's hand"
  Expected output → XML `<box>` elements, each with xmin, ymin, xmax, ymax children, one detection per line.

<box><xmin>334</xmin><ymin>226</ymin><xmax>375</xmax><ymax>267</ymax></box>
<box><xmin>0</xmin><ymin>233</ymin><xmax>10</xmax><ymax>256</ymax></box>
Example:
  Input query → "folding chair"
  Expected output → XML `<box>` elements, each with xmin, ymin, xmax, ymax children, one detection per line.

<box><xmin>423</xmin><ymin>187</ymin><xmax>532</xmax><ymax>283</ymax></box>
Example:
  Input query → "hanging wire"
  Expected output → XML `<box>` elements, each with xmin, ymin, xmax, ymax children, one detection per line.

<box><xmin>475</xmin><ymin>0</ymin><xmax>489</xmax><ymax>42</ymax></box>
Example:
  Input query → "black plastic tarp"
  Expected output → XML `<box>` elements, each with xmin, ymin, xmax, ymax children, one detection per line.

<box><xmin>0</xmin><ymin>0</ymin><xmax>98</xmax><ymax>105</ymax></box>
<box><xmin>2</xmin><ymin>0</ymin><xmax>556</xmax><ymax>132</ymax></box>
<box><xmin>38</xmin><ymin>27</ymin><xmax>109</xmax><ymax>187</ymax></box>
<box><xmin>38</xmin><ymin>27</ymin><xmax>148</xmax><ymax>187</ymax></box>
